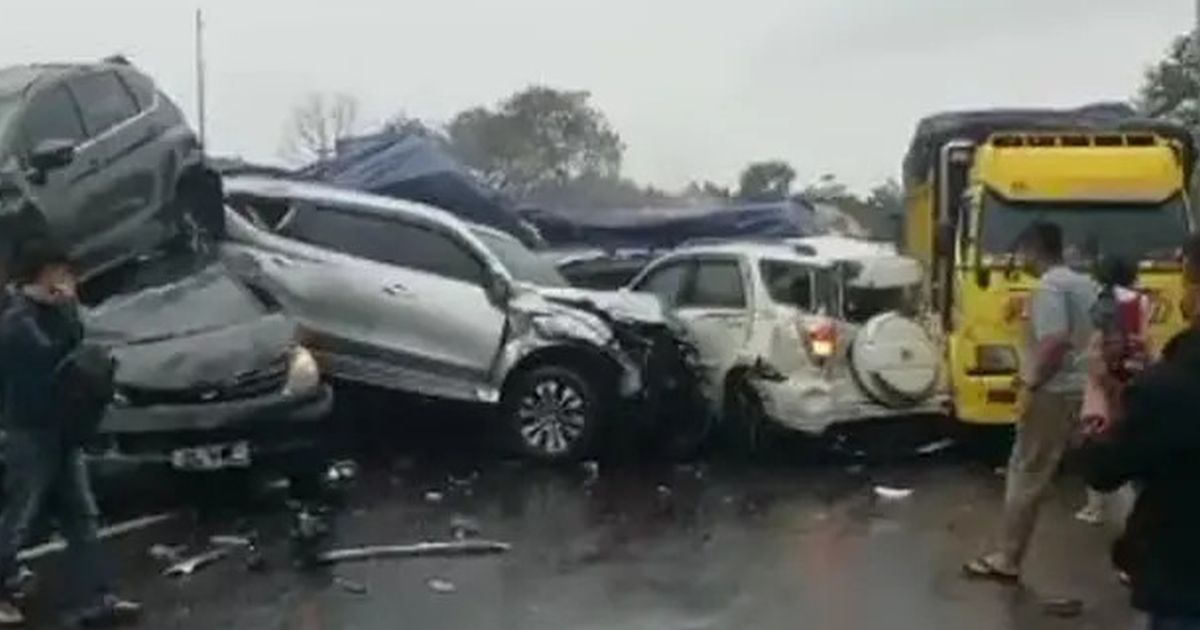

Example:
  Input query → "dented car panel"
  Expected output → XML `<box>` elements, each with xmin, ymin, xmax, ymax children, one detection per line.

<box><xmin>81</xmin><ymin>257</ymin><xmax>332</xmax><ymax>468</ymax></box>
<box><xmin>220</xmin><ymin>176</ymin><xmax>700</xmax><ymax>459</ymax></box>
<box><xmin>628</xmin><ymin>237</ymin><xmax>948</xmax><ymax>436</ymax></box>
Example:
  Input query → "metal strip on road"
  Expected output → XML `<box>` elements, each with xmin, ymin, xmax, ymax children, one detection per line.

<box><xmin>17</xmin><ymin>512</ymin><xmax>177</xmax><ymax>563</ymax></box>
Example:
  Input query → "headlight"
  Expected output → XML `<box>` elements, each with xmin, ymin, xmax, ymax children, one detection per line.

<box><xmin>973</xmin><ymin>344</ymin><xmax>1019</xmax><ymax>375</ymax></box>
<box><xmin>284</xmin><ymin>346</ymin><xmax>321</xmax><ymax>395</ymax></box>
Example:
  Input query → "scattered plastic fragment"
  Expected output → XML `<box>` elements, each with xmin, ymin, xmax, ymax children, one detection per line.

<box><xmin>164</xmin><ymin>547</ymin><xmax>231</xmax><ymax>577</ymax></box>
<box><xmin>1041</xmin><ymin>597</ymin><xmax>1083</xmax><ymax>618</ymax></box>
<box><xmin>449</xmin><ymin>515</ymin><xmax>482</xmax><ymax>540</ymax></box>
<box><xmin>424</xmin><ymin>491</ymin><xmax>445</xmax><ymax>503</ymax></box>
<box><xmin>916</xmin><ymin>438</ymin><xmax>955</xmax><ymax>456</ymax></box>
<box><xmin>873</xmin><ymin>486</ymin><xmax>914</xmax><ymax>501</ymax></box>
<box><xmin>333</xmin><ymin>575</ymin><xmax>368</xmax><ymax>595</ymax></box>
<box><xmin>148</xmin><ymin>544</ymin><xmax>187</xmax><ymax>563</ymax></box>
<box><xmin>427</xmin><ymin>578</ymin><xmax>457</xmax><ymax>594</ymax></box>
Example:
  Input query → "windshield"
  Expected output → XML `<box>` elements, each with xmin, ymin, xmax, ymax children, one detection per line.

<box><xmin>979</xmin><ymin>192</ymin><xmax>1189</xmax><ymax>263</ymax></box>
<box><xmin>472</xmin><ymin>228</ymin><xmax>568</xmax><ymax>287</ymax></box>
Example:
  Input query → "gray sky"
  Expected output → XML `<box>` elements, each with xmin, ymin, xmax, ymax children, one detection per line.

<box><xmin>1</xmin><ymin>1</ymin><xmax>1190</xmax><ymax>191</ymax></box>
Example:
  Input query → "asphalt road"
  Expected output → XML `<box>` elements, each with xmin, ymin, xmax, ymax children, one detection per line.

<box><xmin>13</xmin><ymin>412</ymin><xmax>1143</xmax><ymax>630</ymax></box>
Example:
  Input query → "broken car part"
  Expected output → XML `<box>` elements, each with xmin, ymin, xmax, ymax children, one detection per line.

<box><xmin>164</xmin><ymin>547</ymin><xmax>231</xmax><ymax>577</ymax></box>
<box><xmin>316</xmin><ymin>540</ymin><xmax>511</xmax><ymax>565</ymax></box>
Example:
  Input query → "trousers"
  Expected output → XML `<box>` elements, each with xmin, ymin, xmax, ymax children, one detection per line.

<box><xmin>996</xmin><ymin>389</ymin><xmax>1080</xmax><ymax>568</ymax></box>
<box><xmin>0</xmin><ymin>429</ymin><xmax>109</xmax><ymax>604</ymax></box>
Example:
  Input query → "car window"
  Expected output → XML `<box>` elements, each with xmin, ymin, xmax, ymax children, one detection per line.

<box><xmin>760</xmin><ymin>260</ymin><xmax>815</xmax><ymax>311</ymax></box>
<box><xmin>285</xmin><ymin>204</ymin><xmax>485</xmax><ymax>285</ymax></box>
<box><xmin>20</xmin><ymin>85</ymin><xmax>86</xmax><ymax>150</ymax></box>
<box><xmin>471</xmin><ymin>228</ymin><xmax>567</xmax><ymax>287</ymax></box>
<box><xmin>68</xmin><ymin>72</ymin><xmax>139</xmax><ymax>137</ymax></box>
<box><xmin>117</xmin><ymin>70</ymin><xmax>156</xmax><ymax>111</ymax></box>
<box><xmin>634</xmin><ymin>261</ymin><xmax>691</xmax><ymax>306</ymax></box>
<box><xmin>683</xmin><ymin>259</ymin><xmax>746</xmax><ymax>309</ymax></box>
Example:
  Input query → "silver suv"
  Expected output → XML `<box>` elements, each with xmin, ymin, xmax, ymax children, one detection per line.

<box><xmin>0</xmin><ymin>58</ymin><xmax>214</xmax><ymax>277</ymax></box>
<box><xmin>221</xmin><ymin>176</ymin><xmax>690</xmax><ymax>461</ymax></box>
<box><xmin>626</xmin><ymin>236</ymin><xmax>947</xmax><ymax>447</ymax></box>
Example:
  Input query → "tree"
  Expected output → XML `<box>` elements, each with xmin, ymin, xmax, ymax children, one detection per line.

<box><xmin>281</xmin><ymin>92</ymin><xmax>360</xmax><ymax>164</ymax></box>
<box><xmin>445</xmin><ymin>86</ymin><xmax>624</xmax><ymax>194</ymax></box>
<box><xmin>865</xmin><ymin>178</ymin><xmax>904</xmax><ymax>216</ymax></box>
<box><xmin>736</xmin><ymin>160</ymin><xmax>796</xmax><ymax>201</ymax></box>
<box><xmin>1136</xmin><ymin>31</ymin><xmax>1200</xmax><ymax>132</ymax></box>
<box><xmin>798</xmin><ymin>173</ymin><xmax>849</xmax><ymax>202</ymax></box>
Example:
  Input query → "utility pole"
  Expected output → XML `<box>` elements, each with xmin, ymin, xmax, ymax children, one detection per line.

<box><xmin>194</xmin><ymin>8</ymin><xmax>207</xmax><ymax>151</ymax></box>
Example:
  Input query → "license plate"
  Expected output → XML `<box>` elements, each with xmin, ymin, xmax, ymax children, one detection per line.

<box><xmin>171</xmin><ymin>441</ymin><xmax>251</xmax><ymax>471</ymax></box>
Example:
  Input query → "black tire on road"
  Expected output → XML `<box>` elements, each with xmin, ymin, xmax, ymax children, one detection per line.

<box><xmin>503</xmin><ymin>365</ymin><xmax>602</xmax><ymax>462</ymax></box>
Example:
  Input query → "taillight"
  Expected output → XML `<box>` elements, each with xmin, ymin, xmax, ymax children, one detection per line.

<box><xmin>803</xmin><ymin>318</ymin><xmax>838</xmax><ymax>362</ymax></box>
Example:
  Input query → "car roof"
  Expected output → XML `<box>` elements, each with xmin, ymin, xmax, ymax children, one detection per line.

<box><xmin>666</xmin><ymin>240</ymin><xmax>840</xmax><ymax>267</ymax></box>
<box><xmin>0</xmin><ymin>62</ymin><xmax>136</xmax><ymax>98</ymax></box>
<box><xmin>224</xmin><ymin>174</ymin><xmax>475</xmax><ymax>233</ymax></box>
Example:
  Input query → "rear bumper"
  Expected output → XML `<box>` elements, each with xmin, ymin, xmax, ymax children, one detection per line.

<box><xmin>86</xmin><ymin>384</ymin><xmax>333</xmax><ymax>469</ymax></box>
<box><xmin>753</xmin><ymin>377</ymin><xmax>949</xmax><ymax>434</ymax></box>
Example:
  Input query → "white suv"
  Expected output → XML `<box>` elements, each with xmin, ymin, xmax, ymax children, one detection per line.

<box><xmin>626</xmin><ymin>236</ymin><xmax>947</xmax><ymax>445</ymax></box>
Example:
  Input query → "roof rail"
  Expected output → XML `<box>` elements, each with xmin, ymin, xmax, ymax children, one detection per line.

<box><xmin>103</xmin><ymin>54</ymin><xmax>132</xmax><ymax>66</ymax></box>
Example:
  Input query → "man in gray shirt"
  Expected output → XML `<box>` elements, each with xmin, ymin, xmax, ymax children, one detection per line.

<box><xmin>966</xmin><ymin>221</ymin><xmax>1097</xmax><ymax>581</ymax></box>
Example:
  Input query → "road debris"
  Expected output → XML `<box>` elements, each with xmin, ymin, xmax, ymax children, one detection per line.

<box><xmin>19</xmin><ymin>513</ymin><xmax>176</xmax><ymax>563</ymax></box>
<box><xmin>427</xmin><ymin>578</ymin><xmax>457</xmax><ymax>594</ymax></box>
<box><xmin>316</xmin><ymin>540</ymin><xmax>511</xmax><ymax>565</ymax></box>
<box><xmin>148</xmin><ymin>544</ymin><xmax>187</xmax><ymax>564</ymax></box>
<box><xmin>165</xmin><ymin>547</ymin><xmax>231</xmax><ymax>577</ymax></box>
<box><xmin>915</xmin><ymin>438</ymin><xmax>956</xmax><ymax>456</ymax></box>
<box><xmin>1041</xmin><ymin>597</ymin><xmax>1083</xmax><ymax>618</ymax></box>
<box><xmin>424</xmin><ymin>491</ymin><xmax>445</xmax><ymax>503</ymax></box>
<box><xmin>211</xmin><ymin>535</ymin><xmax>254</xmax><ymax>549</ymax></box>
<box><xmin>333</xmin><ymin>575</ymin><xmax>368</xmax><ymax>595</ymax></box>
<box><xmin>450</xmin><ymin>515</ymin><xmax>482</xmax><ymax>540</ymax></box>
<box><xmin>873</xmin><ymin>486</ymin><xmax>915</xmax><ymax>501</ymax></box>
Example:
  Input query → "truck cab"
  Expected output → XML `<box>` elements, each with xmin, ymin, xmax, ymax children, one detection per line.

<box><xmin>902</xmin><ymin>106</ymin><xmax>1195</xmax><ymax>425</ymax></box>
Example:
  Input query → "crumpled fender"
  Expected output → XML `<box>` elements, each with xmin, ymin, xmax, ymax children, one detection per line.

<box><xmin>490</xmin><ymin>290</ymin><xmax>643</xmax><ymax>397</ymax></box>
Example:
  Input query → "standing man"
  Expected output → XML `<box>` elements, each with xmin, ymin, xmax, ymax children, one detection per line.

<box><xmin>1082</xmin><ymin>235</ymin><xmax>1200</xmax><ymax>629</ymax></box>
<box><xmin>0</xmin><ymin>239</ymin><xmax>140</xmax><ymax>627</ymax></box>
<box><xmin>965</xmin><ymin>221</ymin><xmax>1097</xmax><ymax>581</ymax></box>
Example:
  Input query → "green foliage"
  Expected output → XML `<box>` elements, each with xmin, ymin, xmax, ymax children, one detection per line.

<box><xmin>736</xmin><ymin>160</ymin><xmax>797</xmax><ymax>201</ymax></box>
<box><xmin>1137</xmin><ymin>32</ymin><xmax>1200</xmax><ymax>133</ymax></box>
<box><xmin>445</xmin><ymin>87</ymin><xmax>624</xmax><ymax>194</ymax></box>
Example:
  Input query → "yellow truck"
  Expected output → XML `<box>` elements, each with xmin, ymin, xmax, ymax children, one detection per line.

<box><xmin>902</xmin><ymin>106</ymin><xmax>1195</xmax><ymax>425</ymax></box>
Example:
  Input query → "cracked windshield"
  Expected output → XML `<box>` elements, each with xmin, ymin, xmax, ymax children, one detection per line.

<box><xmin>0</xmin><ymin>2</ymin><xmax>1198</xmax><ymax>629</ymax></box>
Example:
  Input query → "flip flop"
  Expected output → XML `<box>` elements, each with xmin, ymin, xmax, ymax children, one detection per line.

<box><xmin>963</xmin><ymin>556</ymin><xmax>1020</xmax><ymax>583</ymax></box>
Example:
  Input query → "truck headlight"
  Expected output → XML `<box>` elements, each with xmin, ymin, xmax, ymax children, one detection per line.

<box><xmin>973</xmin><ymin>344</ymin><xmax>1019</xmax><ymax>375</ymax></box>
<box><xmin>284</xmin><ymin>346</ymin><xmax>321</xmax><ymax>395</ymax></box>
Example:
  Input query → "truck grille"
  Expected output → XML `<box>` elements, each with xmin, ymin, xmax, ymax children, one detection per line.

<box><xmin>122</xmin><ymin>356</ymin><xmax>289</xmax><ymax>406</ymax></box>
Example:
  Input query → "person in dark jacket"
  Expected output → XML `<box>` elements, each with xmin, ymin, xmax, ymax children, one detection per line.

<box><xmin>0</xmin><ymin>239</ymin><xmax>139</xmax><ymax>627</ymax></box>
<box><xmin>1083</xmin><ymin>234</ymin><xmax>1200</xmax><ymax>630</ymax></box>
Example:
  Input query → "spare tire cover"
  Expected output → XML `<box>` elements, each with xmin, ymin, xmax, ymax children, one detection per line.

<box><xmin>850</xmin><ymin>312</ymin><xmax>939</xmax><ymax>407</ymax></box>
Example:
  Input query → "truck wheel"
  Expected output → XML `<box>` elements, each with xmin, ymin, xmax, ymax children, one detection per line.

<box><xmin>503</xmin><ymin>365</ymin><xmax>601</xmax><ymax>462</ymax></box>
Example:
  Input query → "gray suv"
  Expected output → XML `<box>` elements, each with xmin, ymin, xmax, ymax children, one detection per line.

<box><xmin>0</xmin><ymin>58</ymin><xmax>215</xmax><ymax>277</ymax></box>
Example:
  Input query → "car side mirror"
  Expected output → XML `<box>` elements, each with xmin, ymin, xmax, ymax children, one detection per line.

<box><xmin>27</xmin><ymin>139</ymin><xmax>76</xmax><ymax>183</ymax></box>
<box><xmin>485</xmin><ymin>271</ymin><xmax>513</xmax><ymax>306</ymax></box>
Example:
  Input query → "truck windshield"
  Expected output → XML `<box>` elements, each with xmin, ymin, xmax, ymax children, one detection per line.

<box><xmin>979</xmin><ymin>192</ymin><xmax>1189</xmax><ymax>263</ymax></box>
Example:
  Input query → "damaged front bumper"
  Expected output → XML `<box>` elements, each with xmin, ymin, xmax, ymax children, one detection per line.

<box><xmin>752</xmin><ymin>375</ymin><xmax>949</xmax><ymax>435</ymax></box>
<box><xmin>86</xmin><ymin>383</ymin><xmax>333</xmax><ymax>472</ymax></box>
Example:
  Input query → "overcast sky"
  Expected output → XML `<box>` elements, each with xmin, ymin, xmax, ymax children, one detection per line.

<box><xmin>1</xmin><ymin>1</ymin><xmax>1191</xmax><ymax>191</ymax></box>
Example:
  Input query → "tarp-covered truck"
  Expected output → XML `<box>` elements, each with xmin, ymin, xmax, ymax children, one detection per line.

<box><xmin>902</xmin><ymin>104</ymin><xmax>1195</xmax><ymax>425</ymax></box>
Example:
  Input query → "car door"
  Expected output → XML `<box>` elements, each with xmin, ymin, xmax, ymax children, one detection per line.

<box><xmin>14</xmin><ymin>83</ymin><xmax>89</xmax><ymax>246</ymax></box>
<box><xmin>65</xmin><ymin>71</ymin><xmax>150</xmax><ymax>259</ymax></box>
<box><xmin>631</xmin><ymin>255</ymin><xmax>754</xmax><ymax>385</ymax></box>
<box><xmin>673</xmin><ymin>257</ymin><xmax>755</xmax><ymax>385</ymax></box>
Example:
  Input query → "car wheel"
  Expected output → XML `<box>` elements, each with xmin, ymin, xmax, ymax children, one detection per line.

<box><xmin>504</xmin><ymin>365</ymin><xmax>601</xmax><ymax>462</ymax></box>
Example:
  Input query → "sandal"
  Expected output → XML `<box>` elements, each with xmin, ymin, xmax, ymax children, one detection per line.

<box><xmin>963</xmin><ymin>556</ymin><xmax>1020</xmax><ymax>583</ymax></box>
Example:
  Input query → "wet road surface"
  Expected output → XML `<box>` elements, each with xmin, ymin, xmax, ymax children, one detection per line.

<box><xmin>16</xmin><ymin>410</ymin><xmax>1142</xmax><ymax>629</ymax></box>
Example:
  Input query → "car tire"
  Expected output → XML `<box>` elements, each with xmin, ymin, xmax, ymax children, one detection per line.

<box><xmin>503</xmin><ymin>365</ymin><xmax>602</xmax><ymax>462</ymax></box>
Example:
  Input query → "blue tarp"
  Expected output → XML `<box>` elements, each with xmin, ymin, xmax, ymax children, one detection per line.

<box><xmin>521</xmin><ymin>200</ymin><xmax>822</xmax><ymax>250</ymax></box>
<box><xmin>303</xmin><ymin>132</ymin><xmax>538</xmax><ymax>245</ymax></box>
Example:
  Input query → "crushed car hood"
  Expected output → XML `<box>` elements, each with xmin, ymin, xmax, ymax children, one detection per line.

<box><xmin>85</xmin><ymin>262</ymin><xmax>295</xmax><ymax>390</ymax></box>
<box><xmin>531</xmin><ymin>286</ymin><xmax>666</xmax><ymax>325</ymax></box>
